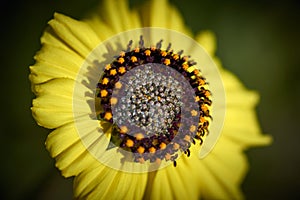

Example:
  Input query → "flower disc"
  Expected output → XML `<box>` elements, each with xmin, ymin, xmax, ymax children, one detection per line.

<box><xmin>73</xmin><ymin>28</ymin><xmax>225</xmax><ymax>172</ymax></box>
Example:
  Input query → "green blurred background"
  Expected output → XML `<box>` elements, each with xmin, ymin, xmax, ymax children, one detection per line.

<box><xmin>1</xmin><ymin>0</ymin><xmax>299</xmax><ymax>199</ymax></box>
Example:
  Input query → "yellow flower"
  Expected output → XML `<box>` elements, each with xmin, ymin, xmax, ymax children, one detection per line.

<box><xmin>29</xmin><ymin>0</ymin><xmax>272</xmax><ymax>199</ymax></box>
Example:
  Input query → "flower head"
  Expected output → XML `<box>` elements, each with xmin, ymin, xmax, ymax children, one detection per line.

<box><xmin>30</xmin><ymin>0</ymin><xmax>272</xmax><ymax>199</ymax></box>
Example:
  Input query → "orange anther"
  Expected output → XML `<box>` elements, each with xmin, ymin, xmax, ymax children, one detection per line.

<box><xmin>190</xmin><ymin>125</ymin><xmax>197</xmax><ymax>132</ymax></box>
<box><xmin>134</xmin><ymin>47</ymin><xmax>140</xmax><ymax>53</ymax></box>
<box><xmin>145</xmin><ymin>49</ymin><xmax>151</xmax><ymax>56</ymax></box>
<box><xmin>149</xmin><ymin>147</ymin><xmax>156</xmax><ymax>153</ymax></box>
<box><xmin>173</xmin><ymin>54</ymin><xmax>179</xmax><ymax>60</ymax></box>
<box><xmin>182</xmin><ymin>63</ymin><xmax>189</xmax><ymax>70</ymax></box>
<box><xmin>110</xmin><ymin>69</ymin><xmax>117</xmax><ymax>76</ymax></box>
<box><xmin>105</xmin><ymin>64</ymin><xmax>111</xmax><ymax>70</ymax></box>
<box><xmin>194</xmin><ymin>96</ymin><xmax>200</xmax><ymax>102</ymax></box>
<box><xmin>160</xmin><ymin>142</ymin><xmax>167</xmax><ymax>150</ymax></box>
<box><xmin>119</xmin><ymin>51</ymin><xmax>126</xmax><ymax>57</ymax></box>
<box><xmin>115</xmin><ymin>81</ymin><xmax>122</xmax><ymax>89</ymax></box>
<box><xmin>165</xmin><ymin>153</ymin><xmax>171</xmax><ymax>160</ymax></box>
<box><xmin>104</xmin><ymin>112</ymin><xmax>112</xmax><ymax>120</ymax></box>
<box><xmin>131</xmin><ymin>56</ymin><xmax>138</xmax><ymax>62</ymax></box>
<box><xmin>161</xmin><ymin>51</ymin><xmax>167</xmax><ymax>57</ymax></box>
<box><xmin>118</xmin><ymin>57</ymin><xmax>125</xmax><ymax>64</ymax></box>
<box><xmin>191</xmin><ymin>110</ymin><xmax>198</xmax><ymax>116</ymax></box>
<box><xmin>126</xmin><ymin>139</ymin><xmax>134</xmax><ymax>147</ymax></box>
<box><xmin>110</xmin><ymin>97</ymin><xmax>118</xmax><ymax>105</ymax></box>
<box><xmin>118</xmin><ymin>66</ymin><xmax>126</xmax><ymax>74</ymax></box>
<box><xmin>102</xmin><ymin>77</ymin><xmax>109</xmax><ymax>85</ymax></box>
<box><xmin>164</xmin><ymin>59</ymin><xmax>171</xmax><ymax>65</ymax></box>
<box><xmin>120</xmin><ymin>126</ymin><xmax>128</xmax><ymax>134</ymax></box>
<box><xmin>184</xmin><ymin>135</ymin><xmax>191</xmax><ymax>142</ymax></box>
<box><xmin>137</xmin><ymin>146</ymin><xmax>145</xmax><ymax>154</ymax></box>
<box><xmin>100</xmin><ymin>90</ymin><xmax>108</xmax><ymax>97</ymax></box>
<box><xmin>173</xmin><ymin>143</ymin><xmax>180</xmax><ymax>150</ymax></box>
<box><xmin>135</xmin><ymin>133</ymin><xmax>144</xmax><ymax>140</ymax></box>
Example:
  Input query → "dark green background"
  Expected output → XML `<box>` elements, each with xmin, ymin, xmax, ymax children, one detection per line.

<box><xmin>1</xmin><ymin>0</ymin><xmax>299</xmax><ymax>199</ymax></box>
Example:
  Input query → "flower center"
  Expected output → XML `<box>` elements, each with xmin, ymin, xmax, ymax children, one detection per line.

<box><xmin>96</xmin><ymin>37</ymin><xmax>212</xmax><ymax>166</ymax></box>
<box><xmin>112</xmin><ymin>64</ymin><xmax>183</xmax><ymax>137</ymax></box>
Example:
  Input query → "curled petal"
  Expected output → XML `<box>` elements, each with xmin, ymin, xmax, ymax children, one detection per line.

<box><xmin>46</xmin><ymin>13</ymin><xmax>101</xmax><ymax>58</ymax></box>
<box><xmin>30</xmin><ymin>44</ymin><xmax>83</xmax><ymax>84</ymax></box>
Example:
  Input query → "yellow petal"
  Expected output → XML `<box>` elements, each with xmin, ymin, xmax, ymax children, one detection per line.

<box><xmin>224</xmin><ymin>108</ymin><xmax>261</xmax><ymax>133</ymax></box>
<box><xmin>114</xmin><ymin>171</ymin><xmax>147</xmax><ymax>200</ymax></box>
<box><xmin>146</xmin><ymin>0</ymin><xmax>168</xmax><ymax>28</ymax></box>
<box><xmin>33</xmin><ymin>77</ymin><xmax>87</xmax><ymax>100</ymax></box>
<box><xmin>141</xmin><ymin>0</ymin><xmax>191</xmax><ymax>35</ymax></box>
<box><xmin>221</xmin><ymin>68</ymin><xmax>249</xmax><ymax>91</ymax></box>
<box><xmin>85</xmin><ymin>0</ymin><xmax>141</xmax><ymax>41</ymax></box>
<box><xmin>31</xmin><ymin>78</ymin><xmax>89</xmax><ymax>129</ymax></box>
<box><xmin>223</xmin><ymin>108</ymin><xmax>272</xmax><ymax>147</ymax></box>
<box><xmin>151</xmin><ymin>163</ymin><xmax>200</xmax><ymax>200</ymax></box>
<box><xmin>31</xmin><ymin>106</ymin><xmax>73</xmax><ymax>129</ymax></box>
<box><xmin>46</xmin><ymin>123</ymin><xmax>79</xmax><ymax>158</ymax></box>
<box><xmin>74</xmin><ymin>163</ymin><xmax>147</xmax><ymax>200</ymax></box>
<box><xmin>46</xmin><ymin>123</ymin><xmax>91</xmax><ymax>177</ymax></box>
<box><xmin>147</xmin><ymin>142</ymin><xmax>203</xmax><ymax>199</ymax></box>
<box><xmin>220</xmin><ymin>69</ymin><xmax>272</xmax><ymax>147</ymax></box>
<box><xmin>46</xmin><ymin>120</ymin><xmax>109</xmax><ymax>177</ymax></box>
<box><xmin>130</xmin><ymin>8</ymin><xmax>142</xmax><ymax>30</ymax></box>
<box><xmin>84</xmin><ymin>15</ymin><xmax>115</xmax><ymax>40</ymax></box>
<box><xmin>208</xmin><ymin>137</ymin><xmax>249</xmax><ymax>184</ymax></box>
<box><xmin>195</xmin><ymin>31</ymin><xmax>217</xmax><ymax>56</ymax></box>
<box><xmin>47</xmin><ymin>13</ymin><xmax>101</xmax><ymax>58</ymax></box>
<box><xmin>200</xmin><ymin>140</ymin><xmax>247</xmax><ymax>199</ymax></box>
<box><xmin>168</xmin><ymin>5</ymin><xmax>192</xmax><ymax>35</ymax></box>
<box><xmin>175</xmin><ymin>139</ymin><xmax>246</xmax><ymax>200</ymax></box>
<box><xmin>198</xmin><ymin>160</ymin><xmax>244</xmax><ymax>200</ymax></box>
<box><xmin>115</xmin><ymin>0</ymin><xmax>141</xmax><ymax>30</ymax></box>
<box><xmin>226</xmin><ymin>89</ymin><xmax>259</xmax><ymax>108</ymax></box>
<box><xmin>149</xmin><ymin>170</ymin><xmax>173</xmax><ymax>199</ymax></box>
<box><xmin>98</xmin><ymin>0</ymin><xmax>125</xmax><ymax>33</ymax></box>
<box><xmin>97</xmin><ymin>0</ymin><xmax>140</xmax><ymax>32</ymax></box>
<box><xmin>33</xmin><ymin>78</ymin><xmax>73</xmax><ymax>101</ymax></box>
<box><xmin>40</xmin><ymin>26</ymin><xmax>71</xmax><ymax>52</ymax></box>
<box><xmin>30</xmin><ymin>44</ymin><xmax>83</xmax><ymax>84</ymax></box>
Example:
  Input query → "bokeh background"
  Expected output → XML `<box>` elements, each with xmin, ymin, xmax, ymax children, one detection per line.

<box><xmin>1</xmin><ymin>0</ymin><xmax>299</xmax><ymax>199</ymax></box>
